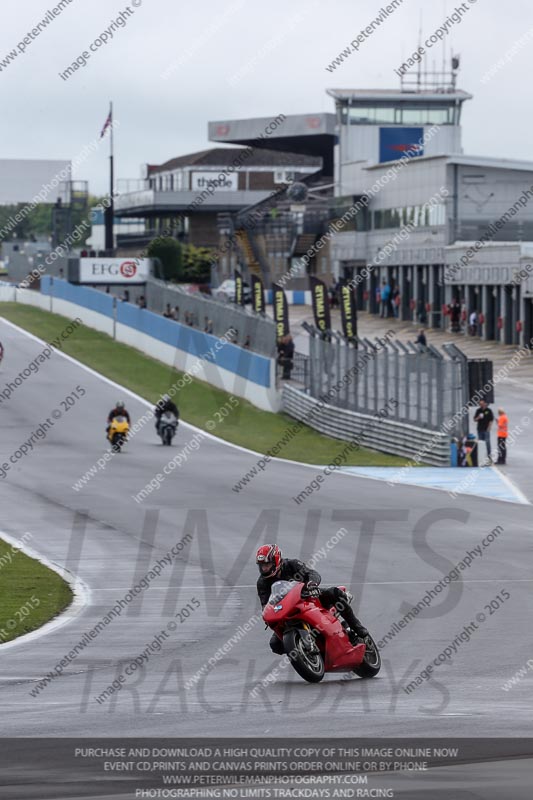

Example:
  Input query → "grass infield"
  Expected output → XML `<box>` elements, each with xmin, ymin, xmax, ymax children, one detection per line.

<box><xmin>0</xmin><ymin>302</ymin><xmax>409</xmax><ymax>467</ymax></box>
<box><xmin>0</xmin><ymin>537</ymin><xmax>73</xmax><ymax>645</ymax></box>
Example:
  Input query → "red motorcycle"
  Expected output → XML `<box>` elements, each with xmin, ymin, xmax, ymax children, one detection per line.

<box><xmin>263</xmin><ymin>580</ymin><xmax>381</xmax><ymax>683</ymax></box>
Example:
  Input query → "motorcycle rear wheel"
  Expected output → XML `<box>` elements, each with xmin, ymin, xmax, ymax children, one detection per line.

<box><xmin>353</xmin><ymin>632</ymin><xmax>381</xmax><ymax>678</ymax></box>
<box><xmin>283</xmin><ymin>628</ymin><xmax>324</xmax><ymax>683</ymax></box>
<box><xmin>112</xmin><ymin>433</ymin><xmax>123</xmax><ymax>453</ymax></box>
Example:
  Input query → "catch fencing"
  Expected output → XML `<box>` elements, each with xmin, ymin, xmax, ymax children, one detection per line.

<box><xmin>295</xmin><ymin>331</ymin><xmax>469</xmax><ymax>436</ymax></box>
<box><xmin>141</xmin><ymin>277</ymin><xmax>276</xmax><ymax>358</ymax></box>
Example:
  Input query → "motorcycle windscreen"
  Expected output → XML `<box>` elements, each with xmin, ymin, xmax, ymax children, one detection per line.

<box><xmin>268</xmin><ymin>580</ymin><xmax>297</xmax><ymax>605</ymax></box>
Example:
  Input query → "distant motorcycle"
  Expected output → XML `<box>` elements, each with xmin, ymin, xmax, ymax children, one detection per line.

<box><xmin>263</xmin><ymin>580</ymin><xmax>381</xmax><ymax>683</ymax></box>
<box><xmin>107</xmin><ymin>415</ymin><xmax>129</xmax><ymax>452</ymax></box>
<box><xmin>159</xmin><ymin>411</ymin><xmax>178</xmax><ymax>446</ymax></box>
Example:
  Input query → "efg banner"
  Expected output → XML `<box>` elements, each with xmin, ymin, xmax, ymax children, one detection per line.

<box><xmin>272</xmin><ymin>283</ymin><xmax>289</xmax><ymax>339</ymax></box>
<box><xmin>234</xmin><ymin>269</ymin><xmax>244</xmax><ymax>306</ymax></box>
<box><xmin>78</xmin><ymin>258</ymin><xmax>151</xmax><ymax>285</ymax></box>
<box><xmin>310</xmin><ymin>276</ymin><xmax>331</xmax><ymax>334</ymax></box>
<box><xmin>251</xmin><ymin>274</ymin><xmax>265</xmax><ymax>314</ymax></box>
<box><xmin>340</xmin><ymin>280</ymin><xmax>358</xmax><ymax>340</ymax></box>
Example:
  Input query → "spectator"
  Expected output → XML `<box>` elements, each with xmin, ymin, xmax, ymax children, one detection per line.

<box><xmin>278</xmin><ymin>334</ymin><xmax>294</xmax><ymax>379</ymax></box>
<box><xmin>243</xmin><ymin>335</ymin><xmax>251</xmax><ymax>348</ymax></box>
<box><xmin>496</xmin><ymin>407</ymin><xmax>509</xmax><ymax>465</ymax></box>
<box><xmin>329</xmin><ymin>282</ymin><xmax>340</xmax><ymax>309</ymax></box>
<box><xmin>230</xmin><ymin>329</ymin><xmax>239</xmax><ymax>344</ymax></box>
<box><xmin>185</xmin><ymin>310</ymin><xmax>194</xmax><ymax>326</ymax></box>
<box><xmin>392</xmin><ymin>286</ymin><xmax>400</xmax><ymax>318</ymax></box>
<box><xmin>380</xmin><ymin>279</ymin><xmax>391</xmax><ymax>318</ymax></box>
<box><xmin>204</xmin><ymin>317</ymin><xmax>214</xmax><ymax>334</ymax></box>
<box><xmin>173</xmin><ymin>305</ymin><xmax>180</xmax><ymax>321</ymax></box>
<box><xmin>474</xmin><ymin>399</ymin><xmax>494</xmax><ymax>464</ymax></box>
<box><xmin>59</xmin><ymin>268</ymin><xmax>64</xmax><ymax>279</ymax></box>
<box><xmin>469</xmin><ymin>310</ymin><xmax>478</xmax><ymax>336</ymax></box>
<box><xmin>416</xmin><ymin>328</ymin><xmax>427</xmax><ymax>352</ymax></box>
<box><xmin>450</xmin><ymin>297</ymin><xmax>461</xmax><ymax>332</ymax></box>
<box><xmin>121</xmin><ymin>289</ymin><xmax>130</xmax><ymax>303</ymax></box>
<box><xmin>137</xmin><ymin>295</ymin><xmax>147</xmax><ymax>309</ymax></box>
<box><xmin>417</xmin><ymin>299</ymin><xmax>427</xmax><ymax>324</ymax></box>
<box><xmin>163</xmin><ymin>303</ymin><xmax>173</xmax><ymax>318</ymax></box>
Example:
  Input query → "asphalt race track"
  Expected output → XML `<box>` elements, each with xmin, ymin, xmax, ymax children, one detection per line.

<box><xmin>1</xmin><ymin>318</ymin><xmax>532</xmax><ymax>794</ymax></box>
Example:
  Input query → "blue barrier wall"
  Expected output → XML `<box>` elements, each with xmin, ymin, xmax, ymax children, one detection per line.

<box><xmin>41</xmin><ymin>279</ymin><xmax>271</xmax><ymax>388</ymax></box>
<box><xmin>41</xmin><ymin>276</ymin><xmax>114</xmax><ymax>317</ymax></box>
<box><xmin>116</xmin><ymin>302</ymin><xmax>271</xmax><ymax>387</ymax></box>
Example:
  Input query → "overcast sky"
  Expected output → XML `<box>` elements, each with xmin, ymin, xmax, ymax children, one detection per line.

<box><xmin>1</xmin><ymin>0</ymin><xmax>531</xmax><ymax>195</ymax></box>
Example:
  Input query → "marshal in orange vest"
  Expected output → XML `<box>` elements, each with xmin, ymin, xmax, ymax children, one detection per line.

<box><xmin>497</xmin><ymin>411</ymin><xmax>509</xmax><ymax>439</ymax></box>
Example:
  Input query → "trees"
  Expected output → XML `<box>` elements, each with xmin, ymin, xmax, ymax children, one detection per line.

<box><xmin>147</xmin><ymin>236</ymin><xmax>184</xmax><ymax>281</ymax></box>
<box><xmin>182</xmin><ymin>244</ymin><xmax>212</xmax><ymax>283</ymax></box>
<box><xmin>146</xmin><ymin>238</ymin><xmax>213</xmax><ymax>284</ymax></box>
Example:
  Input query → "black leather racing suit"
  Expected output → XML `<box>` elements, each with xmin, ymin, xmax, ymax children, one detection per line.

<box><xmin>257</xmin><ymin>558</ymin><xmax>366</xmax><ymax>654</ymax></box>
<box><xmin>154</xmin><ymin>400</ymin><xmax>179</xmax><ymax>433</ymax></box>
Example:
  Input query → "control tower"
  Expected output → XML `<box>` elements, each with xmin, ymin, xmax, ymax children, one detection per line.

<box><xmin>328</xmin><ymin>61</ymin><xmax>472</xmax><ymax>196</ymax></box>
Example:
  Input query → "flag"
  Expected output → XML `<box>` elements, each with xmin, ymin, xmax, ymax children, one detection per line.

<box><xmin>309</xmin><ymin>276</ymin><xmax>331</xmax><ymax>334</ymax></box>
<box><xmin>234</xmin><ymin>269</ymin><xmax>244</xmax><ymax>306</ymax></box>
<box><xmin>272</xmin><ymin>284</ymin><xmax>289</xmax><ymax>339</ymax></box>
<box><xmin>251</xmin><ymin>274</ymin><xmax>265</xmax><ymax>314</ymax></box>
<box><xmin>339</xmin><ymin>280</ymin><xmax>358</xmax><ymax>340</ymax></box>
<box><xmin>100</xmin><ymin>109</ymin><xmax>112</xmax><ymax>139</ymax></box>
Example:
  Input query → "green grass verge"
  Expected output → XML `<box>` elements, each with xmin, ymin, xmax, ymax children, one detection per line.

<box><xmin>0</xmin><ymin>537</ymin><xmax>73</xmax><ymax>644</ymax></box>
<box><xmin>0</xmin><ymin>302</ymin><xmax>411</xmax><ymax>466</ymax></box>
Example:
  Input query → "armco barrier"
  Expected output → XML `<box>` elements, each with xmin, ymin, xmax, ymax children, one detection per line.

<box><xmin>282</xmin><ymin>384</ymin><xmax>451</xmax><ymax>466</ymax></box>
<box><xmin>4</xmin><ymin>279</ymin><xmax>280</xmax><ymax>412</ymax></box>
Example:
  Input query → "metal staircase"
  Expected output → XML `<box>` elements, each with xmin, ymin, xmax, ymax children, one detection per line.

<box><xmin>234</xmin><ymin>229</ymin><xmax>263</xmax><ymax>278</ymax></box>
<box><xmin>291</xmin><ymin>232</ymin><xmax>319</xmax><ymax>257</ymax></box>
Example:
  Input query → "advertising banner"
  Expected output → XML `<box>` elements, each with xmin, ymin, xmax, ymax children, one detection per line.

<box><xmin>251</xmin><ymin>274</ymin><xmax>265</xmax><ymax>314</ymax></box>
<box><xmin>272</xmin><ymin>283</ymin><xmax>289</xmax><ymax>338</ymax></box>
<box><xmin>191</xmin><ymin>171</ymin><xmax>237</xmax><ymax>192</ymax></box>
<box><xmin>78</xmin><ymin>258</ymin><xmax>151</xmax><ymax>284</ymax></box>
<box><xmin>310</xmin><ymin>276</ymin><xmax>331</xmax><ymax>334</ymax></box>
<box><xmin>234</xmin><ymin>269</ymin><xmax>244</xmax><ymax>306</ymax></box>
<box><xmin>340</xmin><ymin>280</ymin><xmax>358</xmax><ymax>340</ymax></box>
<box><xmin>379</xmin><ymin>127</ymin><xmax>424</xmax><ymax>163</ymax></box>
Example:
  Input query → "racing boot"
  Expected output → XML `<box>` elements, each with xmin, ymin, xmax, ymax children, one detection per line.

<box><xmin>338</xmin><ymin>598</ymin><xmax>369</xmax><ymax>643</ymax></box>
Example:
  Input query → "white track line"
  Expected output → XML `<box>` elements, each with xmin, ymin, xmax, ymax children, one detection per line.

<box><xmin>0</xmin><ymin>529</ymin><xmax>89</xmax><ymax>651</ymax></box>
<box><xmin>93</xmin><ymin>578</ymin><xmax>533</xmax><ymax>589</ymax></box>
<box><xmin>492</xmin><ymin>465</ymin><xmax>531</xmax><ymax>505</ymax></box>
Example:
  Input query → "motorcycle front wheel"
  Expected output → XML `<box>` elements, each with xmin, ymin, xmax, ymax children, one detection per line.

<box><xmin>164</xmin><ymin>427</ymin><xmax>172</xmax><ymax>445</ymax></box>
<box><xmin>283</xmin><ymin>627</ymin><xmax>324</xmax><ymax>683</ymax></box>
<box><xmin>353</xmin><ymin>632</ymin><xmax>381</xmax><ymax>678</ymax></box>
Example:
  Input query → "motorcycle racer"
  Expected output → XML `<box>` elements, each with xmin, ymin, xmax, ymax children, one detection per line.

<box><xmin>256</xmin><ymin>544</ymin><xmax>368</xmax><ymax>654</ymax></box>
<box><xmin>106</xmin><ymin>400</ymin><xmax>130</xmax><ymax>435</ymax></box>
<box><xmin>154</xmin><ymin>394</ymin><xmax>179</xmax><ymax>434</ymax></box>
